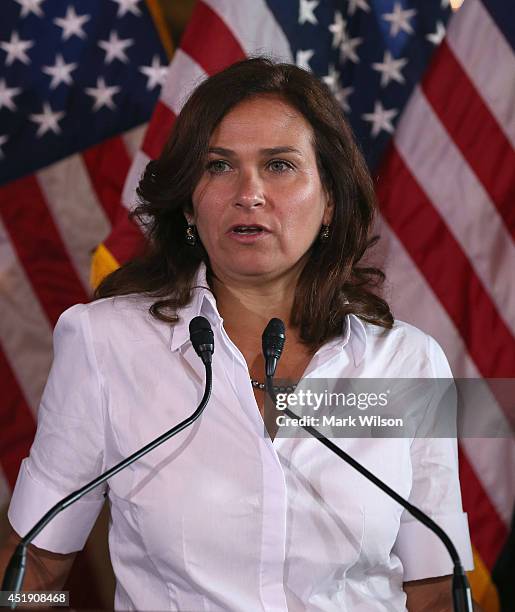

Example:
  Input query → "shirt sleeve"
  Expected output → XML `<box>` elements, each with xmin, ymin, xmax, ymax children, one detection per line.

<box><xmin>392</xmin><ymin>335</ymin><xmax>474</xmax><ymax>582</ymax></box>
<box><xmin>8</xmin><ymin>304</ymin><xmax>106</xmax><ymax>554</ymax></box>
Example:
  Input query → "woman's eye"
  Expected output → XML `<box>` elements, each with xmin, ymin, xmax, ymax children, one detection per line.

<box><xmin>269</xmin><ymin>160</ymin><xmax>293</xmax><ymax>173</ymax></box>
<box><xmin>206</xmin><ymin>160</ymin><xmax>230</xmax><ymax>173</ymax></box>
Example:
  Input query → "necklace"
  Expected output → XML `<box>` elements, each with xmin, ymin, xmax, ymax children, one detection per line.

<box><xmin>251</xmin><ymin>378</ymin><xmax>297</xmax><ymax>393</ymax></box>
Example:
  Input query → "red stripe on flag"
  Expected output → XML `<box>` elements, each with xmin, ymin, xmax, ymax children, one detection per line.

<box><xmin>104</xmin><ymin>209</ymin><xmax>145</xmax><ymax>265</ymax></box>
<box><xmin>458</xmin><ymin>447</ymin><xmax>508</xmax><ymax>569</ymax></box>
<box><xmin>141</xmin><ymin>2</ymin><xmax>247</xmax><ymax>162</ymax></box>
<box><xmin>181</xmin><ymin>1</ymin><xmax>246</xmax><ymax>75</ymax></box>
<box><xmin>0</xmin><ymin>176</ymin><xmax>89</xmax><ymax>326</ymax></box>
<box><xmin>82</xmin><ymin>135</ymin><xmax>132</xmax><ymax>226</ymax></box>
<box><xmin>422</xmin><ymin>41</ymin><xmax>515</xmax><ymax>237</ymax></box>
<box><xmin>0</xmin><ymin>347</ymin><xmax>36</xmax><ymax>490</ymax></box>
<box><xmin>376</xmin><ymin>144</ymin><xmax>515</xmax><ymax>378</ymax></box>
<box><xmin>142</xmin><ymin>101</ymin><xmax>176</xmax><ymax>160</ymax></box>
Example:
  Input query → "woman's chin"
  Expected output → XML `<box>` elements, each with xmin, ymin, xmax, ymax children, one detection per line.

<box><xmin>229</xmin><ymin>265</ymin><xmax>278</xmax><ymax>279</ymax></box>
<box><xmin>212</xmin><ymin>260</ymin><xmax>303</xmax><ymax>285</ymax></box>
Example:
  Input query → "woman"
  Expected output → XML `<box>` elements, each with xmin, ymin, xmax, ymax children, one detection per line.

<box><xmin>2</xmin><ymin>58</ymin><xmax>473</xmax><ymax>610</ymax></box>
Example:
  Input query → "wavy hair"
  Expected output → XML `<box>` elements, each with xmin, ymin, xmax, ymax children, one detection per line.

<box><xmin>94</xmin><ymin>57</ymin><xmax>393</xmax><ymax>350</ymax></box>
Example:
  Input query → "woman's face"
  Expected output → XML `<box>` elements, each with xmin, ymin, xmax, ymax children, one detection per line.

<box><xmin>189</xmin><ymin>95</ymin><xmax>333</xmax><ymax>285</ymax></box>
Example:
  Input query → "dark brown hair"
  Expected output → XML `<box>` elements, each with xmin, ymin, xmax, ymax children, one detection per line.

<box><xmin>95</xmin><ymin>57</ymin><xmax>393</xmax><ymax>350</ymax></box>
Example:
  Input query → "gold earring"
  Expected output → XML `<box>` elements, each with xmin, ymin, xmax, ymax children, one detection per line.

<box><xmin>319</xmin><ymin>224</ymin><xmax>330</xmax><ymax>242</ymax></box>
<box><xmin>185</xmin><ymin>224</ymin><xmax>197</xmax><ymax>246</ymax></box>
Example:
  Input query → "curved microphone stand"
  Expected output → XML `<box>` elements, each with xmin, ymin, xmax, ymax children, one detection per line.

<box><xmin>2</xmin><ymin>316</ymin><xmax>214</xmax><ymax>608</ymax></box>
<box><xmin>262</xmin><ymin>317</ymin><xmax>472</xmax><ymax>612</ymax></box>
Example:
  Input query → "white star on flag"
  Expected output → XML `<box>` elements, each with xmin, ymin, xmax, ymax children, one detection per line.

<box><xmin>0</xmin><ymin>79</ymin><xmax>22</xmax><ymax>111</ymax></box>
<box><xmin>0</xmin><ymin>31</ymin><xmax>34</xmax><ymax>66</ymax></box>
<box><xmin>29</xmin><ymin>102</ymin><xmax>65</xmax><ymax>137</ymax></box>
<box><xmin>298</xmin><ymin>0</ymin><xmax>319</xmax><ymax>25</ymax></box>
<box><xmin>0</xmin><ymin>135</ymin><xmax>8</xmax><ymax>159</ymax></box>
<box><xmin>340</xmin><ymin>32</ymin><xmax>362</xmax><ymax>64</ymax></box>
<box><xmin>328</xmin><ymin>12</ymin><xmax>346</xmax><ymax>48</ymax></box>
<box><xmin>382</xmin><ymin>3</ymin><xmax>417</xmax><ymax>37</ymax></box>
<box><xmin>42</xmin><ymin>54</ymin><xmax>78</xmax><ymax>89</ymax></box>
<box><xmin>139</xmin><ymin>55</ymin><xmax>168</xmax><ymax>90</ymax></box>
<box><xmin>296</xmin><ymin>49</ymin><xmax>314</xmax><ymax>70</ymax></box>
<box><xmin>53</xmin><ymin>6</ymin><xmax>90</xmax><ymax>41</ymax></box>
<box><xmin>372</xmin><ymin>50</ymin><xmax>408</xmax><ymax>87</ymax></box>
<box><xmin>15</xmin><ymin>0</ymin><xmax>45</xmax><ymax>18</ymax></box>
<box><xmin>85</xmin><ymin>77</ymin><xmax>121</xmax><ymax>111</ymax></box>
<box><xmin>348</xmin><ymin>0</ymin><xmax>370</xmax><ymax>16</ymax></box>
<box><xmin>362</xmin><ymin>100</ymin><xmax>398</xmax><ymax>137</ymax></box>
<box><xmin>334</xmin><ymin>85</ymin><xmax>354</xmax><ymax>113</ymax></box>
<box><xmin>98</xmin><ymin>31</ymin><xmax>134</xmax><ymax>64</ymax></box>
<box><xmin>110</xmin><ymin>0</ymin><xmax>142</xmax><ymax>18</ymax></box>
<box><xmin>322</xmin><ymin>64</ymin><xmax>340</xmax><ymax>91</ymax></box>
<box><xmin>426</xmin><ymin>21</ymin><xmax>446</xmax><ymax>45</ymax></box>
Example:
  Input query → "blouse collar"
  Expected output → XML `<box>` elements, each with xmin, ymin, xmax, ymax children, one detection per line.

<box><xmin>170</xmin><ymin>262</ymin><xmax>367</xmax><ymax>366</ymax></box>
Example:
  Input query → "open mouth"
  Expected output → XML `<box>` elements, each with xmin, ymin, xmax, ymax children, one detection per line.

<box><xmin>231</xmin><ymin>225</ymin><xmax>265</xmax><ymax>235</ymax></box>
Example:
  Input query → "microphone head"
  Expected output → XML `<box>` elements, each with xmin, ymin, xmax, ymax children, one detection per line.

<box><xmin>263</xmin><ymin>318</ymin><xmax>286</xmax><ymax>350</ymax></box>
<box><xmin>189</xmin><ymin>316</ymin><xmax>214</xmax><ymax>361</ymax></box>
<box><xmin>262</xmin><ymin>318</ymin><xmax>285</xmax><ymax>377</ymax></box>
<box><xmin>265</xmin><ymin>317</ymin><xmax>285</xmax><ymax>339</ymax></box>
<box><xmin>189</xmin><ymin>315</ymin><xmax>211</xmax><ymax>333</ymax></box>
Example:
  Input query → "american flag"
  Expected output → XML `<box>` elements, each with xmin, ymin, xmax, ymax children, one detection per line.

<box><xmin>0</xmin><ymin>0</ymin><xmax>170</xmax><ymax>605</ymax></box>
<box><xmin>95</xmin><ymin>0</ymin><xmax>515</xmax><ymax>609</ymax></box>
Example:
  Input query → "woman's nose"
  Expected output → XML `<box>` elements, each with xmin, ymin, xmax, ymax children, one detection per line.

<box><xmin>234</xmin><ymin>170</ymin><xmax>265</xmax><ymax>209</ymax></box>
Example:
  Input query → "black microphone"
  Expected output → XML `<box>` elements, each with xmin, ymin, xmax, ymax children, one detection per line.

<box><xmin>262</xmin><ymin>318</ymin><xmax>285</xmax><ymax>378</ymax></box>
<box><xmin>2</xmin><ymin>316</ymin><xmax>215</xmax><ymax>607</ymax></box>
<box><xmin>190</xmin><ymin>316</ymin><xmax>214</xmax><ymax>364</ymax></box>
<box><xmin>261</xmin><ymin>319</ymin><xmax>473</xmax><ymax>612</ymax></box>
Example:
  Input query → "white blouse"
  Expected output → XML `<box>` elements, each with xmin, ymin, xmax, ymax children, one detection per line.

<box><xmin>8</xmin><ymin>264</ymin><xmax>473</xmax><ymax>611</ymax></box>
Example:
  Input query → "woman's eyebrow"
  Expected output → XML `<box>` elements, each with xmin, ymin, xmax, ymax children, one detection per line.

<box><xmin>207</xmin><ymin>146</ymin><xmax>304</xmax><ymax>157</ymax></box>
<box><xmin>261</xmin><ymin>146</ymin><xmax>304</xmax><ymax>156</ymax></box>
